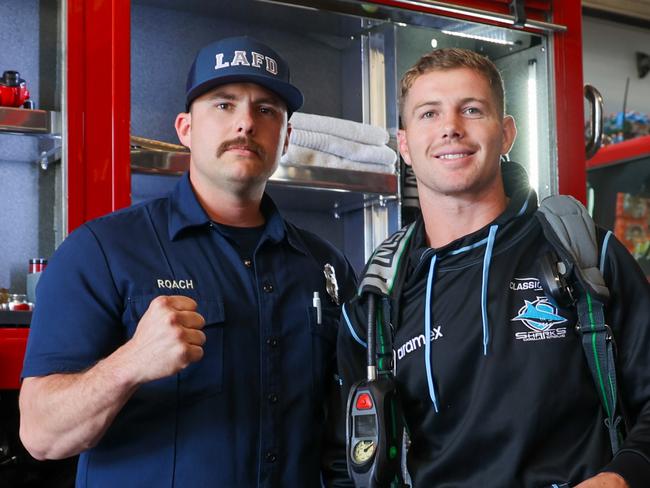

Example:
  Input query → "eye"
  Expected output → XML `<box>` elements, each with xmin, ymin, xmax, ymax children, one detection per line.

<box><xmin>421</xmin><ymin>110</ymin><xmax>436</xmax><ymax>119</ymax></box>
<box><xmin>463</xmin><ymin>106</ymin><xmax>482</xmax><ymax>116</ymax></box>
<box><xmin>215</xmin><ymin>102</ymin><xmax>231</xmax><ymax>110</ymax></box>
<box><xmin>259</xmin><ymin>105</ymin><xmax>278</xmax><ymax>115</ymax></box>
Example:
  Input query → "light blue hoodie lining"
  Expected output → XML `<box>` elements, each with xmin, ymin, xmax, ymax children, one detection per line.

<box><xmin>600</xmin><ymin>230</ymin><xmax>612</xmax><ymax>274</ymax></box>
<box><xmin>449</xmin><ymin>237</ymin><xmax>490</xmax><ymax>255</ymax></box>
<box><xmin>342</xmin><ymin>302</ymin><xmax>367</xmax><ymax>348</ymax></box>
<box><xmin>517</xmin><ymin>194</ymin><xmax>530</xmax><ymax>216</ymax></box>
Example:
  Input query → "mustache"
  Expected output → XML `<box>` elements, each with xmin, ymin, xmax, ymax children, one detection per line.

<box><xmin>217</xmin><ymin>137</ymin><xmax>266</xmax><ymax>159</ymax></box>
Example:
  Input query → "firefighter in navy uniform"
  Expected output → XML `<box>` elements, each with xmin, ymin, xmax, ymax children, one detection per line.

<box><xmin>19</xmin><ymin>36</ymin><xmax>355</xmax><ymax>487</ymax></box>
<box><xmin>338</xmin><ymin>48</ymin><xmax>650</xmax><ymax>488</ymax></box>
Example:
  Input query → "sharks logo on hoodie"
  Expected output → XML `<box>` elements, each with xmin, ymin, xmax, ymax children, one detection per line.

<box><xmin>511</xmin><ymin>296</ymin><xmax>567</xmax><ymax>341</ymax></box>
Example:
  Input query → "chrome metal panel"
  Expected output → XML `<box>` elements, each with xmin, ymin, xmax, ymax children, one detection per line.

<box><xmin>59</xmin><ymin>0</ymin><xmax>67</xmax><ymax>245</ymax></box>
<box><xmin>364</xmin><ymin>197</ymin><xmax>390</xmax><ymax>262</ymax></box>
<box><xmin>130</xmin><ymin>137</ymin><xmax>398</xmax><ymax>195</ymax></box>
<box><xmin>256</xmin><ymin>0</ymin><xmax>567</xmax><ymax>33</ymax></box>
<box><xmin>0</xmin><ymin>107</ymin><xmax>61</xmax><ymax>135</ymax></box>
<box><xmin>368</xmin><ymin>22</ymin><xmax>387</xmax><ymax>129</ymax></box>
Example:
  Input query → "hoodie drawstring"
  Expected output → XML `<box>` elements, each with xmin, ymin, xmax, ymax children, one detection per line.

<box><xmin>481</xmin><ymin>225</ymin><xmax>499</xmax><ymax>355</ymax></box>
<box><xmin>425</xmin><ymin>254</ymin><xmax>440</xmax><ymax>413</ymax></box>
<box><xmin>424</xmin><ymin>224</ymin><xmax>500</xmax><ymax>411</ymax></box>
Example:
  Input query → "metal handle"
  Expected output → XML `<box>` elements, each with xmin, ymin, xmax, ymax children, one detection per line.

<box><xmin>584</xmin><ymin>84</ymin><xmax>603</xmax><ymax>160</ymax></box>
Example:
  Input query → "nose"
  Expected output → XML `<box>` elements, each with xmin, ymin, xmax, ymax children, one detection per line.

<box><xmin>236</xmin><ymin>106</ymin><xmax>256</xmax><ymax>135</ymax></box>
<box><xmin>440</xmin><ymin>112</ymin><xmax>463</xmax><ymax>140</ymax></box>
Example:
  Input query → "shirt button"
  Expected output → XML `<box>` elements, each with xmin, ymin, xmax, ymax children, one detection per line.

<box><xmin>268</xmin><ymin>393</ymin><xmax>278</xmax><ymax>404</ymax></box>
<box><xmin>265</xmin><ymin>451</ymin><xmax>277</xmax><ymax>463</ymax></box>
<box><xmin>266</xmin><ymin>337</ymin><xmax>279</xmax><ymax>347</ymax></box>
<box><xmin>243</xmin><ymin>258</ymin><xmax>252</xmax><ymax>268</ymax></box>
<box><xmin>263</xmin><ymin>282</ymin><xmax>274</xmax><ymax>293</ymax></box>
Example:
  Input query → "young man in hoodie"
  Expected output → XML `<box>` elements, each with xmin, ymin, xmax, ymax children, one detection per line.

<box><xmin>338</xmin><ymin>48</ymin><xmax>650</xmax><ymax>488</ymax></box>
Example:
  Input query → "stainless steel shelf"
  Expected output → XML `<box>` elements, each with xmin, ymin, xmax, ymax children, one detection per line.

<box><xmin>0</xmin><ymin>107</ymin><xmax>62</xmax><ymax>136</ymax></box>
<box><xmin>130</xmin><ymin>136</ymin><xmax>398</xmax><ymax>195</ymax></box>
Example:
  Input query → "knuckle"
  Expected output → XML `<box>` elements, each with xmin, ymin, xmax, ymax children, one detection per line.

<box><xmin>194</xmin><ymin>314</ymin><xmax>206</xmax><ymax>328</ymax></box>
<box><xmin>166</xmin><ymin>311</ymin><xmax>181</xmax><ymax>327</ymax></box>
<box><xmin>192</xmin><ymin>346</ymin><xmax>204</xmax><ymax>362</ymax></box>
<box><xmin>153</xmin><ymin>295</ymin><xmax>169</xmax><ymax>308</ymax></box>
<box><xmin>169</xmin><ymin>325</ymin><xmax>184</xmax><ymax>341</ymax></box>
<box><xmin>182</xmin><ymin>346</ymin><xmax>196</xmax><ymax>363</ymax></box>
<box><xmin>174</xmin><ymin>343</ymin><xmax>190</xmax><ymax>361</ymax></box>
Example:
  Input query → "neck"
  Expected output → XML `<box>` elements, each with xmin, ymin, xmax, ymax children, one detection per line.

<box><xmin>190</xmin><ymin>175</ymin><xmax>266</xmax><ymax>227</ymax></box>
<box><xmin>420</xmin><ymin>183</ymin><xmax>508</xmax><ymax>249</ymax></box>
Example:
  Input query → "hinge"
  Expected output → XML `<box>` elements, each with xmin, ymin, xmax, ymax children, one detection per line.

<box><xmin>509</xmin><ymin>0</ymin><xmax>527</xmax><ymax>28</ymax></box>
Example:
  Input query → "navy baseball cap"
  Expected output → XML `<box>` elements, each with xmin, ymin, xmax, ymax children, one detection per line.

<box><xmin>185</xmin><ymin>36</ymin><xmax>303</xmax><ymax>115</ymax></box>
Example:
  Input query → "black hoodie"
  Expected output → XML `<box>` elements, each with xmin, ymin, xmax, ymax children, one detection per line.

<box><xmin>338</xmin><ymin>162</ymin><xmax>650</xmax><ymax>487</ymax></box>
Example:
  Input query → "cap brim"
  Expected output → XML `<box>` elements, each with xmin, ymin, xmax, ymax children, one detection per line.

<box><xmin>186</xmin><ymin>73</ymin><xmax>303</xmax><ymax>114</ymax></box>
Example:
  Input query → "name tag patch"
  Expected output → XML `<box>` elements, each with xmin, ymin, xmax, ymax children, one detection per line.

<box><xmin>157</xmin><ymin>279</ymin><xmax>194</xmax><ymax>290</ymax></box>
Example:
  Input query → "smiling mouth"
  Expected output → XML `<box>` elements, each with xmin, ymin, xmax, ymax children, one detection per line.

<box><xmin>433</xmin><ymin>149</ymin><xmax>479</xmax><ymax>162</ymax></box>
<box><xmin>436</xmin><ymin>152</ymin><xmax>473</xmax><ymax>160</ymax></box>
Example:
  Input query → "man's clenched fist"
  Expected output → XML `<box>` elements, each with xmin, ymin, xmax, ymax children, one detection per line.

<box><xmin>123</xmin><ymin>295</ymin><xmax>206</xmax><ymax>384</ymax></box>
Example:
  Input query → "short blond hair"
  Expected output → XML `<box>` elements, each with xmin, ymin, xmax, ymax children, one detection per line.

<box><xmin>399</xmin><ymin>48</ymin><xmax>505</xmax><ymax>123</ymax></box>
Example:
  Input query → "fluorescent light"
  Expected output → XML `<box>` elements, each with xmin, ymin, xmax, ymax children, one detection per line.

<box><xmin>441</xmin><ymin>30</ymin><xmax>515</xmax><ymax>45</ymax></box>
<box><xmin>527</xmin><ymin>60</ymin><xmax>539</xmax><ymax>193</ymax></box>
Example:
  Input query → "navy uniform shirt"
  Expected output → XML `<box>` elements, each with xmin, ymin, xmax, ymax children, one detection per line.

<box><xmin>23</xmin><ymin>173</ymin><xmax>356</xmax><ymax>488</ymax></box>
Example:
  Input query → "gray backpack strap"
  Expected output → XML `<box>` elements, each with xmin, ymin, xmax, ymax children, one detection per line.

<box><xmin>537</xmin><ymin>195</ymin><xmax>622</xmax><ymax>455</ymax></box>
<box><xmin>537</xmin><ymin>195</ymin><xmax>609</xmax><ymax>300</ymax></box>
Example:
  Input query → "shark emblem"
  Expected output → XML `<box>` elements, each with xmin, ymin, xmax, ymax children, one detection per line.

<box><xmin>512</xmin><ymin>297</ymin><xmax>567</xmax><ymax>332</ymax></box>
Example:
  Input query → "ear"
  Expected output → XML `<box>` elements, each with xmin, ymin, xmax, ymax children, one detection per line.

<box><xmin>175</xmin><ymin>112</ymin><xmax>192</xmax><ymax>148</ymax></box>
<box><xmin>397</xmin><ymin>129</ymin><xmax>412</xmax><ymax>166</ymax></box>
<box><xmin>282</xmin><ymin>122</ymin><xmax>292</xmax><ymax>156</ymax></box>
<box><xmin>501</xmin><ymin>115</ymin><xmax>517</xmax><ymax>155</ymax></box>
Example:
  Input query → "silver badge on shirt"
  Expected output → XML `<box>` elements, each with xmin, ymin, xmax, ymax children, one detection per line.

<box><xmin>323</xmin><ymin>263</ymin><xmax>339</xmax><ymax>305</ymax></box>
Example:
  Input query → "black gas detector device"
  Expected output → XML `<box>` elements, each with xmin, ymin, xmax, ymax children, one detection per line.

<box><xmin>346</xmin><ymin>294</ymin><xmax>407</xmax><ymax>488</ymax></box>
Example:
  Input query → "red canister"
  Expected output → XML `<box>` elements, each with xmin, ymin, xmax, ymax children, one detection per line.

<box><xmin>29</xmin><ymin>258</ymin><xmax>47</xmax><ymax>273</ymax></box>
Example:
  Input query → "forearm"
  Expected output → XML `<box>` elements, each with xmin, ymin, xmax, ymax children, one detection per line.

<box><xmin>604</xmin><ymin>400</ymin><xmax>650</xmax><ymax>488</ymax></box>
<box><xmin>19</xmin><ymin>343</ymin><xmax>140</xmax><ymax>460</ymax></box>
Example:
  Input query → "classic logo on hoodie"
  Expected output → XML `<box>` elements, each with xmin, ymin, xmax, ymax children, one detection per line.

<box><xmin>510</xmin><ymin>277</ymin><xmax>567</xmax><ymax>342</ymax></box>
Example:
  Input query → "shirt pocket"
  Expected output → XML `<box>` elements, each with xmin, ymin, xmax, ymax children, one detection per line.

<box><xmin>124</xmin><ymin>291</ymin><xmax>225</xmax><ymax>396</ymax></box>
<box><xmin>308</xmin><ymin>303</ymin><xmax>340</xmax><ymax>406</ymax></box>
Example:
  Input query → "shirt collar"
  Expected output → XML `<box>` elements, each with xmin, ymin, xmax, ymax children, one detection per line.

<box><xmin>167</xmin><ymin>173</ymin><xmax>307</xmax><ymax>255</ymax></box>
<box><xmin>168</xmin><ymin>172</ymin><xmax>212</xmax><ymax>240</ymax></box>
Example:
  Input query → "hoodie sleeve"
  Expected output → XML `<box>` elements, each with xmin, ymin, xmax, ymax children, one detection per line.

<box><xmin>337</xmin><ymin>297</ymin><xmax>371</xmax><ymax>423</ymax></box>
<box><xmin>600</xmin><ymin>231</ymin><xmax>650</xmax><ymax>488</ymax></box>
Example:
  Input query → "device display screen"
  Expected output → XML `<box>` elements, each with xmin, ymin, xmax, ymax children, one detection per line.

<box><xmin>354</xmin><ymin>414</ymin><xmax>377</xmax><ymax>437</ymax></box>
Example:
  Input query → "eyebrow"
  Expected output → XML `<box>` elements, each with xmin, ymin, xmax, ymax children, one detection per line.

<box><xmin>206</xmin><ymin>90</ymin><xmax>285</xmax><ymax>108</ymax></box>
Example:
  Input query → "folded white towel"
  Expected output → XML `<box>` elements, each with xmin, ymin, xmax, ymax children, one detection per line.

<box><xmin>281</xmin><ymin>145</ymin><xmax>395</xmax><ymax>174</ymax></box>
<box><xmin>290</xmin><ymin>112</ymin><xmax>389</xmax><ymax>146</ymax></box>
<box><xmin>290</xmin><ymin>129</ymin><xmax>396</xmax><ymax>166</ymax></box>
